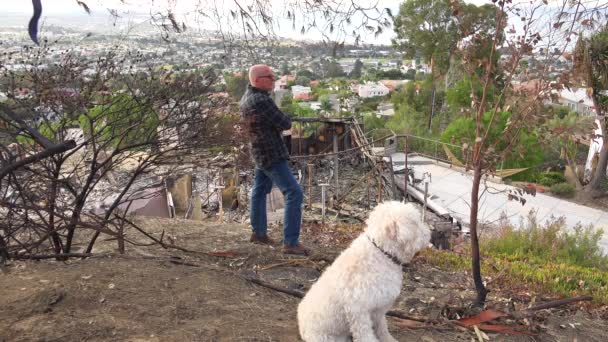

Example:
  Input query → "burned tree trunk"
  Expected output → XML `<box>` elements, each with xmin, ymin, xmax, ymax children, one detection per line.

<box><xmin>469</xmin><ymin>162</ymin><xmax>488</xmax><ymax>305</ymax></box>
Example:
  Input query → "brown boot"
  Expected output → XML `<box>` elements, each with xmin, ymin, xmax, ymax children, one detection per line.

<box><xmin>282</xmin><ymin>243</ymin><xmax>310</xmax><ymax>256</ymax></box>
<box><xmin>250</xmin><ymin>233</ymin><xmax>275</xmax><ymax>245</ymax></box>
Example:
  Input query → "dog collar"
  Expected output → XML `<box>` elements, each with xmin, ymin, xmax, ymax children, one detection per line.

<box><xmin>366</xmin><ymin>235</ymin><xmax>405</xmax><ymax>267</ymax></box>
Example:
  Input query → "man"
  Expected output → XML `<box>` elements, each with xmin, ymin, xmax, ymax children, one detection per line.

<box><xmin>240</xmin><ymin>64</ymin><xmax>309</xmax><ymax>255</ymax></box>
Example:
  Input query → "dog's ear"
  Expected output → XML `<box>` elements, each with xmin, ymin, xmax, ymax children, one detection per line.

<box><xmin>384</xmin><ymin>221</ymin><xmax>398</xmax><ymax>240</ymax></box>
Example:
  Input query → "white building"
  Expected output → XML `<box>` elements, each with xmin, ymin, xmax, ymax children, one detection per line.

<box><xmin>291</xmin><ymin>85</ymin><xmax>312</xmax><ymax>98</ymax></box>
<box><xmin>358</xmin><ymin>83</ymin><xmax>390</xmax><ymax>98</ymax></box>
<box><xmin>552</xmin><ymin>88</ymin><xmax>595</xmax><ymax>116</ymax></box>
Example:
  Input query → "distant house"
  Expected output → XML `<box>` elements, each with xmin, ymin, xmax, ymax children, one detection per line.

<box><xmin>512</xmin><ymin>79</ymin><xmax>543</xmax><ymax>95</ymax></box>
<box><xmin>551</xmin><ymin>88</ymin><xmax>595</xmax><ymax>116</ymax></box>
<box><xmin>379</xmin><ymin>80</ymin><xmax>409</xmax><ymax>92</ymax></box>
<box><xmin>294</xmin><ymin>93</ymin><xmax>313</xmax><ymax>101</ymax></box>
<box><xmin>292</xmin><ymin>85</ymin><xmax>312</xmax><ymax>99</ymax></box>
<box><xmin>513</xmin><ymin>80</ymin><xmax>596</xmax><ymax>117</ymax></box>
<box><xmin>357</xmin><ymin>83</ymin><xmax>390</xmax><ymax>98</ymax></box>
<box><xmin>275</xmin><ymin>75</ymin><xmax>296</xmax><ymax>91</ymax></box>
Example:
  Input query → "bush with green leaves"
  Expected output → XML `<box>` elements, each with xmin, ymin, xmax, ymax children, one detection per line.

<box><xmin>441</xmin><ymin>110</ymin><xmax>544</xmax><ymax>181</ymax></box>
<box><xmin>551</xmin><ymin>182</ymin><xmax>575</xmax><ymax>197</ymax></box>
<box><xmin>538</xmin><ymin>172</ymin><xmax>566</xmax><ymax>187</ymax></box>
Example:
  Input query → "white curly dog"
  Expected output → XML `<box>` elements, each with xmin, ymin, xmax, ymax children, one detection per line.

<box><xmin>297</xmin><ymin>201</ymin><xmax>431</xmax><ymax>342</ymax></box>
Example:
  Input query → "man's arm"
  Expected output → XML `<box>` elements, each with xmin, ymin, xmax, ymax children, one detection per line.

<box><xmin>261</xmin><ymin>96</ymin><xmax>292</xmax><ymax>130</ymax></box>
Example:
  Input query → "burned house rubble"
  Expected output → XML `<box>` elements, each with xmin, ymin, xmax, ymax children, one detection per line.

<box><xmin>85</xmin><ymin>116</ymin><xmax>463</xmax><ymax>251</ymax></box>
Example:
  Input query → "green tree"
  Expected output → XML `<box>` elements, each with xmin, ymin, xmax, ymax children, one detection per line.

<box><xmin>322</xmin><ymin>59</ymin><xmax>346</xmax><ymax>78</ymax></box>
<box><xmin>319</xmin><ymin>95</ymin><xmax>333</xmax><ymax>114</ymax></box>
<box><xmin>441</xmin><ymin>111</ymin><xmax>544</xmax><ymax>180</ymax></box>
<box><xmin>445</xmin><ymin>77</ymin><xmax>494</xmax><ymax>114</ymax></box>
<box><xmin>363</xmin><ymin>113</ymin><xmax>386</xmax><ymax>133</ymax></box>
<box><xmin>293</xmin><ymin>104</ymin><xmax>316</xmax><ymax>118</ymax></box>
<box><xmin>224</xmin><ymin>72</ymin><xmax>249</xmax><ymax>101</ymax></box>
<box><xmin>393</xmin><ymin>0</ymin><xmax>499</xmax><ymax>130</ymax></box>
<box><xmin>392</xmin><ymin>0</ymin><xmax>458</xmax><ymax>75</ymax></box>
<box><xmin>80</xmin><ymin>94</ymin><xmax>158</xmax><ymax>149</ymax></box>
<box><xmin>296</xmin><ymin>76</ymin><xmax>311</xmax><ymax>86</ymax></box>
<box><xmin>280</xmin><ymin>91</ymin><xmax>294</xmax><ymax>113</ymax></box>
<box><xmin>349</xmin><ymin>59</ymin><xmax>364</xmax><ymax>79</ymax></box>
<box><xmin>404</xmin><ymin>68</ymin><xmax>416</xmax><ymax>80</ymax></box>
<box><xmin>393</xmin><ymin>0</ymin><xmax>457</xmax><ymax>130</ymax></box>
<box><xmin>363</xmin><ymin>67</ymin><xmax>380</xmax><ymax>82</ymax></box>
<box><xmin>377</xmin><ymin>69</ymin><xmax>406</xmax><ymax>79</ymax></box>
<box><xmin>297</xmin><ymin>69</ymin><xmax>316</xmax><ymax>79</ymax></box>
<box><xmin>281</xmin><ymin>62</ymin><xmax>290</xmax><ymax>75</ymax></box>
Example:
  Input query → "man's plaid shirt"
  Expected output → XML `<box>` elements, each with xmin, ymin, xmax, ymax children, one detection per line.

<box><xmin>240</xmin><ymin>85</ymin><xmax>292</xmax><ymax>169</ymax></box>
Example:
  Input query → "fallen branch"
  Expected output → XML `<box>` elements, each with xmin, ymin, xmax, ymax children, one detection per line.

<box><xmin>10</xmin><ymin>252</ymin><xmax>93</xmax><ymax>260</ymax></box>
<box><xmin>392</xmin><ymin>318</ymin><xmax>453</xmax><ymax>331</ymax></box>
<box><xmin>245</xmin><ymin>276</ymin><xmax>305</xmax><ymax>298</ymax></box>
<box><xmin>524</xmin><ymin>296</ymin><xmax>593</xmax><ymax>312</ymax></box>
<box><xmin>386</xmin><ymin>310</ymin><xmax>430</xmax><ymax>323</ymax></box>
<box><xmin>121</xmin><ymin>217</ymin><xmax>199</xmax><ymax>254</ymax></box>
<box><xmin>242</xmin><ymin>276</ymin><xmax>439</xmax><ymax>326</ymax></box>
<box><xmin>455</xmin><ymin>309</ymin><xmax>535</xmax><ymax>336</ymax></box>
<box><xmin>260</xmin><ymin>259</ymin><xmax>314</xmax><ymax>271</ymax></box>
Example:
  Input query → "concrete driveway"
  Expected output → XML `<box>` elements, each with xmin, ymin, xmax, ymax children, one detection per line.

<box><xmin>389</xmin><ymin>153</ymin><xmax>608</xmax><ymax>253</ymax></box>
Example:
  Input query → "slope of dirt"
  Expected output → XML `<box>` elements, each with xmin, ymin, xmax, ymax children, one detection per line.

<box><xmin>1</xmin><ymin>217</ymin><xmax>607</xmax><ymax>341</ymax></box>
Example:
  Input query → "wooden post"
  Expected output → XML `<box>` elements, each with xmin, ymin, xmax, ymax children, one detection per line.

<box><xmin>377</xmin><ymin>162</ymin><xmax>383</xmax><ymax>203</ymax></box>
<box><xmin>422</xmin><ymin>181</ymin><xmax>429</xmax><ymax>223</ymax></box>
<box><xmin>388</xmin><ymin>156</ymin><xmax>397</xmax><ymax>200</ymax></box>
<box><xmin>217</xmin><ymin>185</ymin><xmax>225</xmax><ymax>223</ymax></box>
<box><xmin>333</xmin><ymin>133</ymin><xmax>339</xmax><ymax>199</ymax></box>
<box><xmin>435</xmin><ymin>143</ymin><xmax>438</xmax><ymax>164</ymax></box>
<box><xmin>366</xmin><ymin>172</ymin><xmax>371</xmax><ymax>209</ymax></box>
<box><xmin>217</xmin><ymin>171</ymin><xmax>224</xmax><ymax>223</ymax></box>
<box><xmin>307</xmin><ymin>163</ymin><xmax>313</xmax><ymax>209</ymax></box>
<box><xmin>404</xmin><ymin>136</ymin><xmax>408</xmax><ymax>201</ymax></box>
<box><xmin>320</xmin><ymin>183</ymin><xmax>329</xmax><ymax>222</ymax></box>
<box><xmin>298</xmin><ymin>123</ymin><xmax>302</xmax><ymax>155</ymax></box>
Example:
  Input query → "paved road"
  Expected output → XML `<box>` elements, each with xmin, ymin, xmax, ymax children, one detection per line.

<box><xmin>389</xmin><ymin>153</ymin><xmax>608</xmax><ymax>253</ymax></box>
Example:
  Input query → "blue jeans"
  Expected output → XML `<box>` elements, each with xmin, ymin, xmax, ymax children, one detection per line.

<box><xmin>250</xmin><ymin>159</ymin><xmax>303</xmax><ymax>246</ymax></box>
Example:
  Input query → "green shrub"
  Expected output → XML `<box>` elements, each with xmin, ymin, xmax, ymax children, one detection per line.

<box><xmin>538</xmin><ymin>172</ymin><xmax>566</xmax><ymax>187</ymax></box>
<box><xmin>421</xmin><ymin>212</ymin><xmax>608</xmax><ymax>303</ymax></box>
<box><xmin>484</xmin><ymin>213</ymin><xmax>607</xmax><ymax>270</ymax></box>
<box><xmin>422</xmin><ymin>249</ymin><xmax>608</xmax><ymax>304</ymax></box>
<box><xmin>551</xmin><ymin>182</ymin><xmax>575</xmax><ymax>197</ymax></box>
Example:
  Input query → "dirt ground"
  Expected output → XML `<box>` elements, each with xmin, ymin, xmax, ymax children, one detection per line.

<box><xmin>1</xmin><ymin>217</ymin><xmax>607</xmax><ymax>342</ymax></box>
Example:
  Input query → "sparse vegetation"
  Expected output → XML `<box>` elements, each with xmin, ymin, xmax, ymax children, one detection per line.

<box><xmin>551</xmin><ymin>182</ymin><xmax>576</xmax><ymax>198</ymax></box>
<box><xmin>538</xmin><ymin>172</ymin><xmax>567</xmax><ymax>187</ymax></box>
<box><xmin>421</xmin><ymin>213</ymin><xmax>608</xmax><ymax>303</ymax></box>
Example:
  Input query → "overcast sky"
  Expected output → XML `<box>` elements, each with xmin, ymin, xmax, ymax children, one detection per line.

<box><xmin>1</xmin><ymin>0</ymin><xmax>497</xmax><ymax>44</ymax></box>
